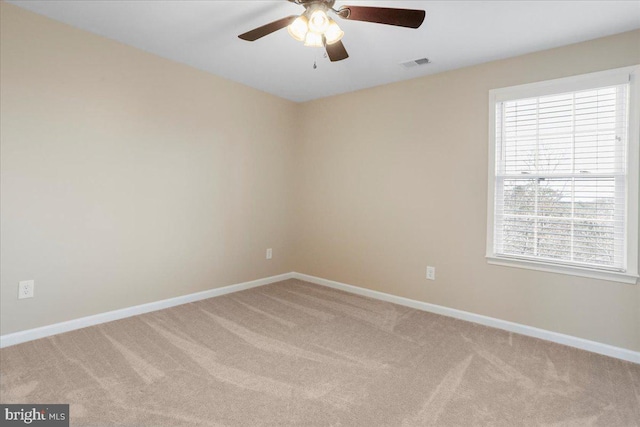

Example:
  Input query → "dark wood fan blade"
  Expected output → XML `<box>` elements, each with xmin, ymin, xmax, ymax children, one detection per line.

<box><xmin>338</xmin><ymin>6</ymin><xmax>425</xmax><ymax>29</ymax></box>
<box><xmin>326</xmin><ymin>40</ymin><xmax>349</xmax><ymax>62</ymax></box>
<box><xmin>238</xmin><ymin>15</ymin><xmax>297</xmax><ymax>41</ymax></box>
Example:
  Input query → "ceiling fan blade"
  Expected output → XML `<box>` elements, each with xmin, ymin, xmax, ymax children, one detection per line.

<box><xmin>238</xmin><ymin>15</ymin><xmax>297</xmax><ymax>41</ymax></box>
<box><xmin>338</xmin><ymin>6</ymin><xmax>425</xmax><ymax>29</ymax></box>
<box><xmin>326</xmin><ymin>40</ymin><xmax>349</xmax><ymax>62</ymax></box>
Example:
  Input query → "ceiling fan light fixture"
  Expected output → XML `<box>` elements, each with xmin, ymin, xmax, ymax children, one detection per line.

<box><xmin>308</xmin><ymin>9</ymin><xmax>330</xmax><ymax>33</ymax></box>
<box><xmin>287</xmin><ymin>15</ymin><xmax>308</xmax><ymax>41</ymax></box>
<box><xmin>324</xmin><ymin>19</ymin><xmax>344</xmax><ymax>45</ymax></box>
<box><xmin>303</xmin><ymin>31</ymin><xmax>324</xmax><ymax>47</ymax></box>
<box><xmin>239</xmin><ymin>3</ymin><xmax>426</xmax><ymax>63</ymax></box>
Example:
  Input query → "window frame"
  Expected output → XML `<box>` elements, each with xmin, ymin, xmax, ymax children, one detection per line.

<box><xmin>486</xmin><ymin>66</ymin><xmax>639</xmax><ymax>284</ymax></box>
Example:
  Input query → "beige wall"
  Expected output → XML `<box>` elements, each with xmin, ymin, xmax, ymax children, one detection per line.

<box><xmin>1</xmin><ymin>3</ymin><xmax>296</xmax><ymax>334</ymax></box>
<box><xmin>2</xmin><ymin>2</ymin><xmax>639</xmax><ymax>353</ymax></box>
<box><xmin>293</xmin><ymin>30</ymin><xmax>640</xmax><ymax>352</ymax></box>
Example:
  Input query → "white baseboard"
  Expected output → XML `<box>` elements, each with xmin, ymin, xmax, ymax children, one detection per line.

<box><xmin>292</xmin><ymin>272</ymin><xmax>640</xmax><ymax>364</ymax></box>
<box><xmin>3</xmin><ymin>271</ymin><xmax>638</xmax><ymax>364</ymax></box>
<box><xmin>0</xmin><ymin>272</ymin><xmax>294</xmax><ymax>348</ymax></box>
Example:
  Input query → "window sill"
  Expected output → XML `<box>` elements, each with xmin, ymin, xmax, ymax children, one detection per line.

<box><xmin>486</xmin><ymin>256</ymin><xmax>639</xmax><ymax>284</ymax></box>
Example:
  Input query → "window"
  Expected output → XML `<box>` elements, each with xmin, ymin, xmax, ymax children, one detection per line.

<box><xmin>487</xmin><ymin>67</ymin><xmax>639</xmax><ymax>284</ymax></box>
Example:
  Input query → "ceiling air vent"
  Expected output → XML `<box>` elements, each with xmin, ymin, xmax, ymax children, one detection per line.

<box><xmin>400</xmin><ymin>58</ymin><xmax>431</xmax><ymax>68</ymax></box>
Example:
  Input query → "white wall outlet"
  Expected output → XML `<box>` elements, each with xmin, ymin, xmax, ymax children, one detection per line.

<box><xmin>266</xmin><ymin>248</ymin><xmax>272</xmax><ymax>260</ymax></box>
<box><xmin>426</xmin><ymin>266</ymin><xmax>436</xmax><ymax>281</ymax></box>
<box><xmin>18</xmin><ymin>280</ymin><xmax>35</xmax><ymax>299</ymax></box>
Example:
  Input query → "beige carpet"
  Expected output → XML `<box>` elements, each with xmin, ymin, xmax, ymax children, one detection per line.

<box><xmin>1</xmin><ymin>279</ymin><xmax>639</xmax><ymax>426</ymax></box>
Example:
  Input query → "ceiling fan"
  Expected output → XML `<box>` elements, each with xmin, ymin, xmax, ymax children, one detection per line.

<box><xmin>238</xmin><ymin>0</ymin><xmax>426</xmax><ymax>62</ymax></box>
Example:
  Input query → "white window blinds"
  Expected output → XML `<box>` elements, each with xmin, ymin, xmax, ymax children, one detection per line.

<box><xmin>493</xmin><ymin>83</ymin><xmax>629</xmax><ymax>271</ymax></box>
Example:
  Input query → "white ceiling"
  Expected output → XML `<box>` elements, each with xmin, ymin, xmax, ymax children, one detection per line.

<box><xmin>8</xmin><ymin>1</ymin><xmax>640</xmax><ymax>102</ymax></box>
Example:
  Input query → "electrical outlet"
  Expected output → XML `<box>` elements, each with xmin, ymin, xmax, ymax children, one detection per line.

<box><xmin>266</xmin><ymin>248</ymin><xmax>272</xmax><ymax>260</ymax></box>
<box><xmin>426</xmin><ymin>266</ymin><xmax>436</xmax><ymax>281</ymax></box>
<box><xmin>18</xmin><ymin>280</ymin><xmax>34</xmax><ymax>299</ymax></box>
